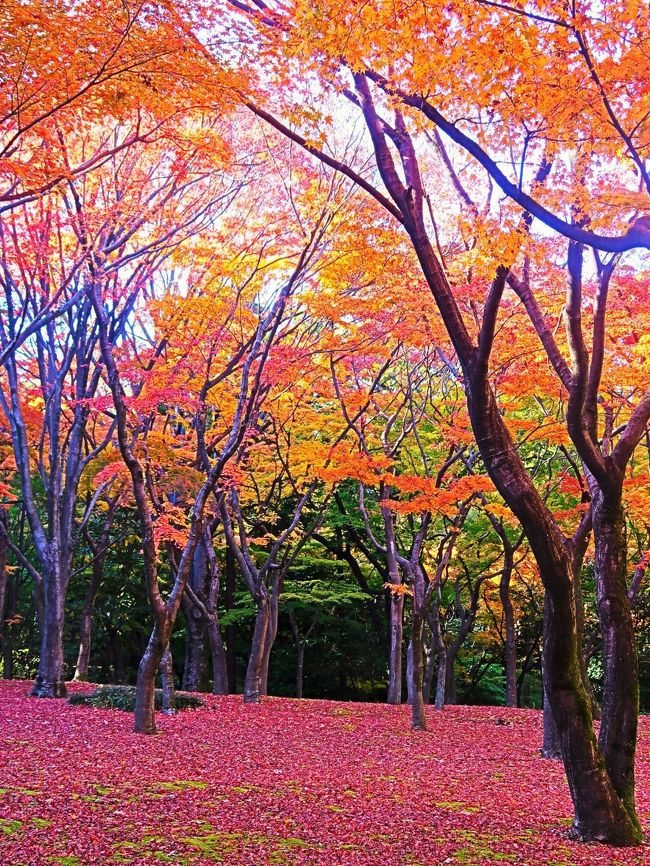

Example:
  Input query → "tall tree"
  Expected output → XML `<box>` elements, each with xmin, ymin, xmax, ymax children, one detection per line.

<box><xmin>215</xmin><ymin>0</ymin><xmax>650</xmax><ymax>844</ymax></box>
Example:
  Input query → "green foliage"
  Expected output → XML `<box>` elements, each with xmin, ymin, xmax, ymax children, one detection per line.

<box><xmin>4</xmin><ymin>452</ymin><xmax>650</xmax><ymax>711</ymax></box>
<box><xmin>67</xmin><ymin>686</ymin><xmax>204</xmax><ymax>712</ymax></box>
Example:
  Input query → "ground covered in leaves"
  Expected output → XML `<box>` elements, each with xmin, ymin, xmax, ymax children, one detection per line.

<box><xmin>1</xmin><ymin>680</ymin><xmax>649</xmax><ymax>865</ymax></box>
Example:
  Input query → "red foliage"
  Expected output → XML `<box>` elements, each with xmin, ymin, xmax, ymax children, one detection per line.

<box><xmin>0</xmin><ymin>681</ymin><xmax>648</xmax><ymax>865</ymax></box>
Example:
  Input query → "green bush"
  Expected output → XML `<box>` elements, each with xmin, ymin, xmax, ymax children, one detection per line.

<box><xmin>67</xmin><ymin>685</ymin><xmax>204</xmax><ymax>712</ymax></box>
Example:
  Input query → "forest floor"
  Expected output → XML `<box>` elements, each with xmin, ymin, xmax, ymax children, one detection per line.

<box><xmin>0</xmin><ymin>680</ymin><xmax>649</xmax><ymax>866</ymax></box>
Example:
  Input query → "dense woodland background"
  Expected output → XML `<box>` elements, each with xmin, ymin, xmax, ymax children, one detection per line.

<box><xmin>2</xmin><ymin>496</ymin><xmax>650</xmax><ymax>710</ymax></box>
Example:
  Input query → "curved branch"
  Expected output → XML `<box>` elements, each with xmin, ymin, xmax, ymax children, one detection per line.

<box><xmin>611</xmin><ymin>390</ymin><xmax>650</xmax><ymax>472</ymax></box>
<box><xmin>363</xmin><ymin>70</ymin><xmax>650</xmax><ymax>253</ymax></box>
<box><xmin>475</xmin><ymin>265</ymin><xmax>509</xmax><ymax>380</ymax></box>
<box><xmin>564</xmin><ymin>242</ymin><xmax>610</xmax><ymax>488</ymax></box>
<box><xmin>571</xmin><ymin>26</ymin><xmax>650</xmax><ymax>194</ymax></box>
<box><xmin>507</xmin><ymin>272</ymin><xmax>572</xmax><ymax>391</ymax></box>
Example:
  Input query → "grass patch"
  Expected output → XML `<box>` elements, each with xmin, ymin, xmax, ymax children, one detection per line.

<box><xmin>230</xmin><ymin>784</ymin><xmax>260</xmax><ymax>794</ymax></box>
<box><xmin>435</xmin><ymin>801</ymin><xmax>481</xmax><ymax>814</ymax></box>
<box><xmin>31</xmin><ymin>817</ymin><xmax>52</xmax><ymax>829</ymax></box>
<box><xmin>182</xmin><ymin>831</ymin><xmax>244</xmax><ymax>861</ymax></box>
<box><xmin>269</xmin><ymin>837</ymin><xmax>311</xmax><ymax>864</ymax></box>
<box><xmin>67</xmin><ymin>686</ymin><xmax>204</xmax><ymax>712</ymax></box>
<box><xmin>113</xmin><ymin>835</ymin><xmax>165</xmax><ymax>859</ymax></box>
<box><xmin>0</xmin><ymin>787</ymin><xmax>40</xmax><ymax>797</ymax></box>
<box><xmin>452</xmin><ymin>830</ymin><xmax>517</xmax><ymax>863</ymax></box>
<box><xmin>153</xmin><ymin>780</ymin><xmax>208</xmax><ymax>793</ymax></box>
<box><xmin>80</xmin><ymin>784</ymin><xmax>116</xmax><ymax>803</ymax></box>
<box><xmin>179</xmin><ymin>831</ymin><xmax>314</xmax><ymax>864</ymax></box>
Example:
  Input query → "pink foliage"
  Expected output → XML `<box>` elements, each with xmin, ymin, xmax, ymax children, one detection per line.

<box><xmin>0</xmin><ymin>681</ymin><xmax>648</xmax><ymax>865</ymax></box>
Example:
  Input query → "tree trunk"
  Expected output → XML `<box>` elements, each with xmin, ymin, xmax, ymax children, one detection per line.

<box><xmin>181</xmin><ymin>539</ymin><xmax>209</xmax><ymax>691</ymax></box>
<box><xmin>296</xmin><ymin>641</ymin><xmax>305</xmax><ymax>699</ymax></box>
<box><xmin>591</xmin><ymin>487</ymin><xmax>640</xmax><ymax>832</ymax></box>
<box><xmin>541</xmin><ymin>600</ymin><xmax>562</xmax><ymax>759</ymax></box>
<box><xmin>74</xmin><ymin>506</ymin><xmax>117</xmax><ymax>682</ymax></box>
<box><xmin>422</xmin><ymin>617</ymin><xmax>436</xmax><ymax>704</ymax></box>
<box><xmin>160</xmin><ymin>644</ymin><xmax>176</xmax><ymax>714</ymax></box>
<box><xmin>206</xmin><ymin>614</ymin><xmax>229</xmax><ymax>695</ymax></box>
<box><xmin>244</xmin><ymin>594</ymin><xmax>270</xmax><ymax>703</ymax></box>
<box><xmin>410</xmin><ymin>610</ymin><xmax>426</xmax><ymax>730</ymax></box>
<box><xmin>31</xmin><ymin>564</ymin><xmax>67</xmax><ymax>698</ymax></box>
<box><xmin>461</xmin><ymin>366</ymin><xmax>639</xmax><ymax>843</ymax></box>
<box><xmin>406</xmin><ymin>638</ymin><xmax>414</xmax><ymax>705</ymax></box>
<box><xmin>500</xmin><ymin>552</ymin><xmax>518</xmax><ymax>707</ymax></box>
<box><xmin>224</xmin><ymin>545</ymin><xmax>237</xmax><ymax>693</ymax></box>
<box><xmin>0</xmin><ymin>508</ymin><xmax>7</xmax><ymax>674</ymax></box>
<box><xmin>444</xmin><ymin>603</ymin><xmax>478</xmax><ymax>706</ymax></box>
<box><xmin>73</xmin><ymin>602</ymin><xmax>94</xmax><ymax>683</ymax></box>
<box><xmin>3</xmin><ymin>506</ymin><xmax>26</xmax><ymax>680</ymax></box>
<box><xmin>182</xmin><ymin>531</ymin><xmax>228</xmax><ymax>695</ymax></box>
<box><xmin>444</xmin><ymin>649</ymin><xmax>457</xmax><ymax>705</ymax></box>
<box><xmin>182</xmin><ymin>600</ymin><xmax>207</xmax><ymax>692</ymax></box>
<box><xmin>387</xmin><ymin>592</ymin><xmax>403</xmax><ymax>704</ymax></box>
<box><xmin>572</xmin><ymin>549</ymin><xmax>601</xmax><ymax>719</ymax></box>
<box><xmin>2</xmin><ymin>567</ymin><xmax>15</xmax><ymax>679</ymax></box>
<box><xmin>288</xmin><ymin>608</ymin><xmax>313</xmax><ymax>700</ymax></box>
<box><xmin>380</xmin><ymin>499</ymin><xmax>404</xmax><ymax>705</ymax></box>
<box><xmin>543</xmin><ymin>576</ymin><xmax>638</xmax><ymax>842</ymax></box>
<box><xmin>542</xmin><ymin>686</ymin><xmax>562</xmax><ymax>759</ymax></box>
<box><xmin>259</xmin><ymin>571</ymin><xmax>282</xmax><ymax>697</ymax></box>
<box><xmin>73</xmin><ymin>554</ymin><xmax>104</xmax><ymax>682</ymax></box>
<box><xmin>429</xmin><ymin>600</ymin><xmax>447</xmax><ymax>710</ymax></box>
<box><xmin>134</xmin><ymin>622</ymin><xmax>169</xmax><ymax>734</ymax></box>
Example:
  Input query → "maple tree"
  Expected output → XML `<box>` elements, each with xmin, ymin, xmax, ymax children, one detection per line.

<box><xmin>216</xmin><ymin>164</ymin><xmax>413</xmax><ymax>702</ymax></box>
<box><xmin>0</xmin><ymin>0</ymin><xmax>235</xmax><ymax>206</ymax></box>
<box><xmin>0</xmin><ymin>0</ymin><xmax>240</xmax><ymax>376</ymax></box>
<box><xmin>91</xmin><ymin>131</ymin><xmax>383</xmax><ymax>728</ymax></box>
<box><xmin>0</xmin><ymin>104</ymin><xmax>234</xmax><ymax>699</ymax></box>
<box><xmin>322</xmin><ymin>342</ymin><xmax>495</xmax><ymax>725</ymax></box>
<box><xmin>206</xmin><ymin>0</ymin><xmax>650</xmax><ymax>845</ymax></box>
<box><xmin>0</xmin><ymin>154</ymin><xmax>122</xmax><ymax>698</ymax></box>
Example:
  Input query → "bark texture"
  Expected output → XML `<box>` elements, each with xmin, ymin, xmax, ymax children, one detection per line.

<box><xmin>244</xmin><ymin>593</ymin><xmax>270</xmax><ymax>703</ymax></box>
<box><xmin>387</xmin><ymin>592</ymin><xmax>404</xmax><ymax>704</ymax></box>
<box><xmin>410</xmin><ymin>612</ymin><xmax>426</xmax><ymax>730</ymax></box>
<box><xmin>160</xmin><ymin>645</ymin><xmax>176</xmax><ymax>714</ymax></box>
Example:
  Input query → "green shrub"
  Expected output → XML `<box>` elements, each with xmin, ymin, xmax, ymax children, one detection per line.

<box><xmin>67</xmin><ymin>685</ymin><xmax>204</xmax><ymax>712</ymax></box>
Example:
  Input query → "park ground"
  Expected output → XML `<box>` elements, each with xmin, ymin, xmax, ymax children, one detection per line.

<box><xmin>0</xmin><ymin>680</ymin><xmax>649</xmax><ymax>866</ymax></box>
